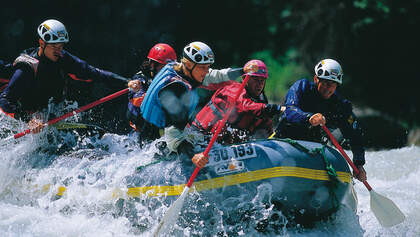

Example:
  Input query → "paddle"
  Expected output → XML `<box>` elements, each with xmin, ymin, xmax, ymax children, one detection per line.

<box><xmin>153</xmin><ymin>75</ymin><xmax>251</xmax><ymax>236</ymax></box>
<box><xmin>321</xmin><ymin>124</ymin><xmax>405</xmax><ymax>227</ymax></box>
<box><xmin>6</xmin><ymin>88</ymin><xmax>129</xmax><ymax>141</ymax></box>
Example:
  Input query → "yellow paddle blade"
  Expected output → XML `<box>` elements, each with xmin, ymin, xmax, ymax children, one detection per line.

<box><xmin>53</xmin><ymin>122</ymin><xmax>88</xmax><ymax>130</ymax></box>
<box><xmin>370</xmin><ymin>189</ymin><xmax>405</xmax><ymax>227</ymax></box>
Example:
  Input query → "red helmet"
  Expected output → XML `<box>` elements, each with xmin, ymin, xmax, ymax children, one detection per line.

<box><xmin>243</xmin><ymin>59</ymin><xmax>268</xmax><ymax>79</ymax></box>
<box><xmin>147</xmin><ymin>43</ymin><xmax>177</xmax><ymax>64</ymax></box>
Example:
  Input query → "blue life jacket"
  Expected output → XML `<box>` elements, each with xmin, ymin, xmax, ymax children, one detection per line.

<box><xmin>141</xmin><ymin>64</ymin><xmax>199</xmax><ymax>128</ymax></box>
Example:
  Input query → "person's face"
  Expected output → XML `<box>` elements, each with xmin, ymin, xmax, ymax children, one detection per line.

<box><xmin>40</xmin><ymin>40</ymin><xmax>64</xmax><ymax>62</ymax></box>
<box><xmin>246</xmin><ymin>76</ymin><xmax>266</xmax><ymax>97</ymax></box>
<box><xmin>191</xmin><ymin>63</ymin><xmax>211</xmax><ymax>83</ymax></box>
<box><xmin>150</xmin><ymin>61</ymin><xmax>165</xmax><ymax>76</ymax></box>
<box><xmin>154</xmin><ymin>62</ymin><xmax>165</xmax><ymax>73</ymax></box>
<box><xmin>314</xmin><ymin>76</ymin><xmax>338</xmax><ymax>99</ymax></box>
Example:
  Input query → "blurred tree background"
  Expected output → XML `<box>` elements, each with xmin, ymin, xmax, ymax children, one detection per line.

<box><xmin>1</xmin><ymin>0</ymin><xmax>419</xmax><ymax>148</ymax></box>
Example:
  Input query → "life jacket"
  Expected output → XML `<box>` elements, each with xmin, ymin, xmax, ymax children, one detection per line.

<box><xmin>13</xmin><ymin>54</ymin><xmax>40</xmax><ymax>75</ymax></box>
<box><xmin>11</xmin><ymin>47</ymin><xmax>95</xmax><ymax>84</ymax></box>
<box><xmin>193</xmin><ymin>81</ymin><xmax>269</xmax><ymax>136</ymax></box>
<box><xmin>0</xmin><ymin>54</ymin><xmax>39</xmax><ymax>94</ymax></box>
<box><xmin>141</xmin><ymin>63</ymin><xmax>199</xmax><ymax>128</ymax></box>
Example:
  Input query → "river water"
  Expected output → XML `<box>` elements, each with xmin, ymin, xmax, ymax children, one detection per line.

<box><xmin>0</xmin><ymin>115</ymin><xmax>419</xmax><ymax>237</ymax></box>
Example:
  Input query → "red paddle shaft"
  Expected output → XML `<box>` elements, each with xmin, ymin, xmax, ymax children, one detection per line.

<box><xmin>186</xmin><ymin>75</ymin><xmax>251</xmax><ymax>188</ymax></box>
<box><xmin>321</xmin><ymin>125</ymin><xmax>372</xmax><ymax>191</ymax></box>
<box><xmin>13</xmin><ymin>88</ymin><xmax>129</xmax><ymax>139</ymax></box>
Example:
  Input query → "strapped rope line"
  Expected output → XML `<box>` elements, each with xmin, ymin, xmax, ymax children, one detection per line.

<box><xmin>279</xmin><ymin>138</ymin><xmax>341</xmax><ymax>210</ymax></box>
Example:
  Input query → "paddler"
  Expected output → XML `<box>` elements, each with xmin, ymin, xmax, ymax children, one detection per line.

<box><xmin>273</xmin><ymin>59</ymin><xmax>367</xmax><ymax>182</ymax></box>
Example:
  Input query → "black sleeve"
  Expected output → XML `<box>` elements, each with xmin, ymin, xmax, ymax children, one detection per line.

<box><xmin>0</xmin><ymin>66</ymin><xmax>34</xmax><ymax>120</ymax></box>
<box><xmin>61</xmin><ymin>51</ymin><xmax>128</xmax><ymax>85</ymax></box>
<box><xmin>0</xmin><ymin>60</ymin><xmax>14</xmax><ymax>78</ymax></box>
<box><xmin>263</xmin><ymin>104</ymin><xmax>283</xmax><ymax>116</ymax></box>
<box><xmin>335</xmin><ymin>101</ymin><xmax>366</xmax><ymax>166</ymax></box>
<box><xmin>158</xmin><ymin>82</ymin><xmax>190</xmax><ymax>129</ymax></box>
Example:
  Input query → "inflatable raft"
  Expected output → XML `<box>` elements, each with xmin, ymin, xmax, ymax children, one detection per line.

<box><xmin>124</xmin><ymin>138</ymin><xmax>357</xmax><ymax>224</ymax></box>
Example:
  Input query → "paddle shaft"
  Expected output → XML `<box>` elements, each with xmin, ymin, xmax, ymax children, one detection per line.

<box><xmin>13</xmin><ymin>88</ymin><xmax>129</xmax><ymax>139</ymax></box>
<box><xmin>321</xmin><ymin>125</ymin><xmax>372</xmax><ymax>191</ymax></box>
<box><xmin>186</xmin><ymin>75</ymin><xmax>251</xmax><ymax>188</ymax></box>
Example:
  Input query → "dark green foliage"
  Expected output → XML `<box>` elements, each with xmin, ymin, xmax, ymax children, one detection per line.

<box><xmin>1</xmin><ymin>0</ymin><xmax>418</xmax><ymax>138</ymax></box>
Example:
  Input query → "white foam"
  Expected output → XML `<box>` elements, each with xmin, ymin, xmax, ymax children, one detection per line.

<box><xmin>1</xmin><ymin>119</ymin><xmax>419</xmax><ymax>236</ymax></box>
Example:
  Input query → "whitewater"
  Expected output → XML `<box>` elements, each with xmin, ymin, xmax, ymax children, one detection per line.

<box><xmin>0</xmin><ymin>114</ymin><xmax>419</xmax><ymax>237</ymax></box>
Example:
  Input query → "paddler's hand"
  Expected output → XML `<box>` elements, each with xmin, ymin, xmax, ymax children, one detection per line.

<box><xmin>192</xmin><ymin>152</ymin><xmax>208</xmax><ymax>168</ymax></box>
<box><xmin>28</xmin><ymin>118</ymin><xmax>45</xmax><ymax>134</ymax></box>
<box><xmin>309</xmin><ymin>113</ymin><xmax>326</xmax><ymax>127</ymax></box>
<box><xmin>353</xmin><ymin>165</ymin><xmax>367</xmax><ymax>182</ymax></box>
<box><xmin>128</xmin><ymin>80</ymin><xmax>141</xmax><ymax>92</ymax></box>
<box><xmin>264</xmin><ymin>104</ymin><xmax>285</xmax><ymax>116</ymax></box>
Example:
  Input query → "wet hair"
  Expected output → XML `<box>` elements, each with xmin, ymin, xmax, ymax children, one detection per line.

<box><xmin>173</xmin><ymin>57</ymin><xmax>189</xmax><ymax>72</ymax></box>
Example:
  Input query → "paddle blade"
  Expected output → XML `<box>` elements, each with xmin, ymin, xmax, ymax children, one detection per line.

<box><xmin>370</xmin><ymin>189</ymin><xmax>405</xmax><ymax>227</ymax></box>
<box><xmin>153</xmin><ymin>187</ymin><xmax>189</xmax><ymax>237</ymax></box>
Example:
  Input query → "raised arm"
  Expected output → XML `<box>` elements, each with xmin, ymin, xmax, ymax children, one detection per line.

<box><xmin>61</xmin><ymin>50</ymin><xmax>128</xmax><ymax>84</ymax></box>
<box><xmin>202</xmin><ymin>67</ymin><xmax>243</xmax><ymax>86</ymax></box>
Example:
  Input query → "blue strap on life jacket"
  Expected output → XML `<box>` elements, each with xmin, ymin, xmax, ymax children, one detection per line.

<box><xmin>188</xmin><ymin>86</ymin><xmax>200</xmax><ymax>121</ymax></box>
<box><xmin>141</xmin><ymin>63</ymin><xmax>200</xmax><ymax>128</ymax></box>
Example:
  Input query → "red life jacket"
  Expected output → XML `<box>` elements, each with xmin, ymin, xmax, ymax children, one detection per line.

<box><xmin>193</xmin><ymin>81</ymin><xmax>272</xmax><ymax>141</ymax></box>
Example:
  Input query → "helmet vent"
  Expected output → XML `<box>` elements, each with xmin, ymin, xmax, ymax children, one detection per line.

<box><xmin>52</xmin><ymin>34</ymin><xmax>58</xmax><ymax>40</ymax></box>
<box><xmin>194</xmin><ymin>54</ymin><xmax>202</xmax><ymax>62</ymax></box>
<box><xmin>317</xmin><ymin>69</ymin><xmax>323</xmax><ymax>76</ymax></box>
<box><xmin>44</xmin><ymin>34</ymin><xmax>51</xmax><ymax>41</ymax></box>
<box><xmin>41</xmin><ymin>27</ymin><xmax>47</xmax><ymax>34</ymax></box>
<box><xmin>324</xmin><ymin>70</ymin><xmax>330</xmax><ymax>76</ymax></box>
<box><xmin>191</xmin><ymin>48</ymin><xmax>198</xmax><ymax>55</ymax></box>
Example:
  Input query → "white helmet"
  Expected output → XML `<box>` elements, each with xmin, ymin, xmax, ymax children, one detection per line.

<box><xmin>183</xmin><ymin>41</ymin><xmax>215</xmax><ymax>64</ymax></box>
<box><xmin>314</xmin><ymin>59</ymin><xmax>343</xmax><ymax>84</ymax></box>
<box><xmin>37</xmin><ymin>19</ymin><xmax>69</xmax><ymax>43</ymax></box>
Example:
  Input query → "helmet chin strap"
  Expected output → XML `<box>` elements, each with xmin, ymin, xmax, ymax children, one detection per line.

<box><xmin>150</xmin><ymin>60</ymin><xmax>157</xmax><ymax>78</ymax></box>
<box><xmin>314</xmin><ymin>75</ymin><xmax>321</xmax><ymax>87</ymax></box>
<box><xmin>39</xmin><ymin>40</ymin><xmax>47</xmax><ymax>58</ymax></box>
<box><xmin>185</xmin><ymin>62</ymin><xmax>198</xmax><ymax>82</ymax></box>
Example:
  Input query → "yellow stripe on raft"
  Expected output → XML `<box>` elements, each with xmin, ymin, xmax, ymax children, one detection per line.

<box><xmin>124</xmin><ymin>166</ymin><xmax>351</xmax><ymax>198</ymax></box>
<box><xmin>54</xmin><ymin>166</ymin><xmax>350</xmax><ymax>197</ymax></box>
